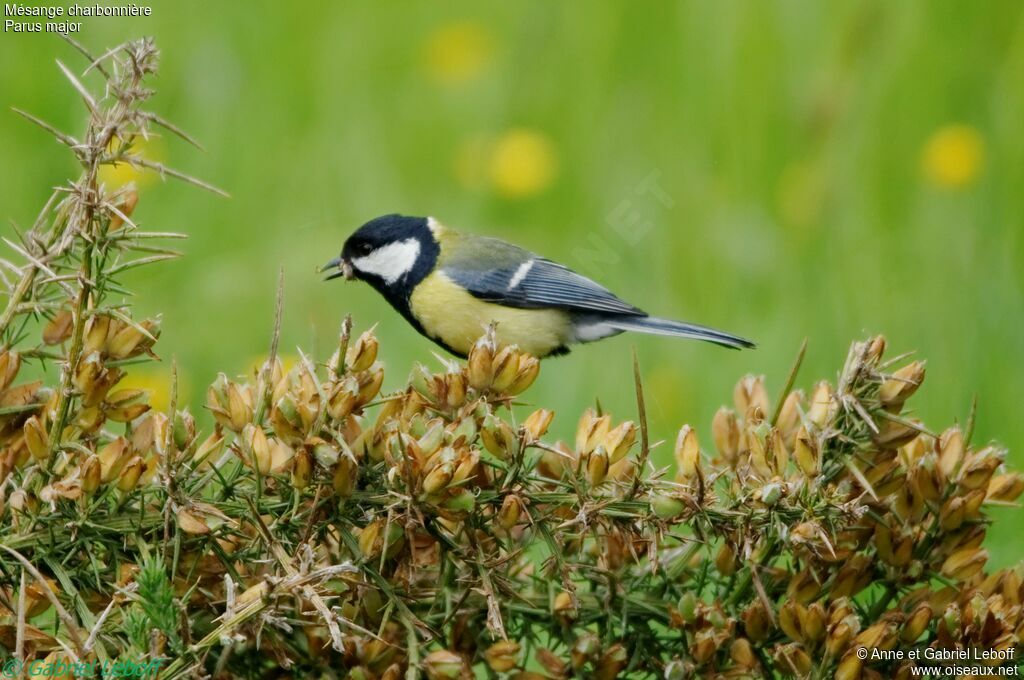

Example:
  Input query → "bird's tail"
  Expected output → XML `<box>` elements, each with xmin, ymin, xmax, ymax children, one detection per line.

<box><xmin>605</xmin><ymin>316</ymin><xmax>755</xmax><ymax>350</ymax></box>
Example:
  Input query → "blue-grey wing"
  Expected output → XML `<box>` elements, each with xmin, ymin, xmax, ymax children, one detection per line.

<box><xmin>444</xmin><ymin>256</ymin><xmax>645</xmax><ymax>316</ymax></box>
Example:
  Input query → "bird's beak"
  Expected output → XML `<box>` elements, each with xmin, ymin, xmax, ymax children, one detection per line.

<box><xmin>321</xmin><ymin>257</ymin><xmax>354</xmax><ymax>281</ymax></box>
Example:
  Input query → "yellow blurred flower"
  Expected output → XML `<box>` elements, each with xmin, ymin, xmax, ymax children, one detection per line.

<box><xmin>488</xmin><ymin>129</ymin><xmax>558</xmax><ymax>199</ymax></box>
<box><xmin>422</xmin><ymin>21</ymin><xmax>495</xmax><ymax>86</ymax></box>
<box><xmin>99</xmin><ymin>135</ymin><xmax>165</xmax><ymax>189</ymax></box>
<box><xmin>118</xmin><ymin>366</ymin><xmax>178</xmax><ymax>413</ymax></box>
<box><xmin>921</xmin><ymin>124</ymin><xmax>985</xmax><ymax>189</ymax></box>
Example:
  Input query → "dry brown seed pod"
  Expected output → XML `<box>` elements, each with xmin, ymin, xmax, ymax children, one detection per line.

<box><xmin>553</xmin><ymin>591</ymin><xmax>576</xmax><ymax>621</ymax></box>
<box><xmin>910</xmin><ymin>457</ymin><xmax>943</xmax><ymax>502</ymax></box>
<box><xmin>481</xmin><ymin>414</ymin><xmax>515</xmax><ymax>460</ymax></box>
<box><xmin>807</xmin><ymin>381</ymin><xmax>833</xmax><ymax>427</ymax></box>
<box><xmin>939</xmin><ymin>496</ymin><xmax>966</xmax><ymax>531</ymax></box>
<box><xmin>522</xmin><ymin>408</ymin><xmax>554</xmax><ymax>442</ymax></box>
<box><xmin>674</xmin><ymin>424</ymin><xmax>700</xmax><ymax>482</ymax></box>
<box><xmin>776</xmin><ymin>389</ymin><xmax>804</xmax><ymax>443</ymax></box>
<box><xmin>938</xmin><ymin>426</ymin><xmax>965</xmax><ymax>478</ymax></box>
<box><xmin>484</xmin><ymin>641</ymin><xmax>520</xmax><ymax>673</ymax></box>
<box><xmin>23</xmin><ymin>415</ymin><xmax>49</xmax><ymax>461</ymax></box>
<box><xmin>730</xmin><ymin>638</ymin><xmax>758</xmax><ymax>668</ymax></box>
<box><xmin>176</xmin><ymin>507</ymin><xmax>210</xmax><ymax>535</ymax></box>
<box><xmin>586</xmin><ymin>445</ymin><xmax>609</xmax><ymax>486</ymax></box>
<box><xmin>116</xmin><ymin>455</ymin><xmax>145</xmax><ymax>492</ymax></box>
<box><xmin>207</xmin><ymin>374</ymin><xmax>253</xmax><ymax>433</ymax></box>
<box><xmin>800</xmin><ymin>603</ymin><xmax>827</xmax><ymax>644</ymax></box>
<box><xmin>715</xmin><ymin>541</ymin><xmax>737</xmax><ymax>577</ymax></box>
<box><xmin>346</xmin><ymin>330</ymin><xmax>379</xmax><ymax>373</ymax></box>
<box><xmin>691</xmin><ymin>630</ymin><xmax>718</xmax><ymax>666</ymax></box>
<box><xmin>793</xmin><ymin>426</ymin><xmax>819</xmax><ymax>477</ymax></box>
<box><xmin>240</xmin><ymin>423</ymin><xmax>272</xmax><ymax>473</ymax></box>
<box><xmin>358</xmin><ymin>520</ymin><xmax>383</xmax><ymax>560</ymax></box>
<box><xmin>787</xmin><ymin>569</ymin><xmax>821</xmax><ymax>604</ymax></box>
<box><xmin>498</xmin><ymin>494</ymin><xmax>524</xmax><ymax>529</ymax></box>
<box><xmin>711</xmin><ymin>407</ymin><xmax>740</xmax><ymax>465</ymax></box>
<box><xmin>83</xmin><ymin>315</ymin><xmax>112</xmax><ymax>355</ymax></box>
<box><xmin>106</xmin><ymin>322</ymin><xmax>147</xmax><ymax>360</ymax></box>
<box><xmin>80</xmin><ymin>455</ymin><xmax>101</xmax><ymax>495</ymax></box>
<box><xmin>602</xmin><ymin>420</ymin><xmax>636</xmax><ymax>464</ymax></box>
<box><xmin>734</xmin><ymin>374</ymin><xmax>769</xmax><ymax>421</ymax></box>
<box><xmin>833</xmin><ymin>652</ymin><xmax>862</xmax><ymax>680</ymax></box>
<box><xmin>357</xmin><ymin>366</ymin><xmax>386</xmax><ymax>407</ymax></box>
<box><xmin>570</xmin><ymin>632</ymin><xmax>600</xmax><ymax>669</ymax></box>
<box><xmin>417</xmin><ymin>420</ymin><xmax>445</xmax><ymax>456</ymax></box>
<box><xmin>594</xmin><ymin>643</ymin><xmax>628</xmax><ymax>680</ymax></box>
<box><xmin>831</xmin><ymin>555</ymin><xmax>873</xmax><ymax>599</ymax></box>
<box><xmin>73</xmin><ymin>352</ymin><xmax>103</xmax><ymax>401</ymax></box>
<box><xmin>466</xmin><ymin>334</ymin><xmax>495</xmax><ymax>391</ymax></box>
<box><xmin>193</xmin><ymin>432</ymin><xmax>225</xmax><ymax>467</ymax></box>
<box><xmin>333</xmin><ymin>456</ymin><xmax>358</xmax><ymax>497</ymax></box>
<box><xmin>267</xmin><ymin>437</ymin><xmax>294</xmax><ymax>473</ymax></box>
<box><xmin>575</xmin><ymin>409</ymin><xmax>611</xmax><ymax>456</ymax></box>
<box><xmin>987</xmin><ymin>473</ymin><xmax>1024</xmax><ymax>502</ymax></box>
<box><xmin>825</xmin><ymin>620</ymin><xmax>854</xmax><ymax>659</ymax></box>
<box><xmin>942</xmin><ymin>548</ymin><xmax>988</xmax><ymax>581</ymax></box>
<box><xmin>778</xmin><ymin>601</ymin><xmax>805</xmax><ymax>642</ymax></box>
<box><xmin>42</xmin><ymin>312</ymin><xmax>74</xmax><ymax>346</ymax></box>
<box><xmin>746</xmin><ymin>428</ymin><xmax>773</xmax><ymax>479</ymax></box>
<box><xmin>506</xmin><ymin>355</ymin><xmax>540</xmax><ymax>395</ymax></box>
<box><xmin>490</xmin><ymin>346</ymin><xmax>521</xmax><ymax>393</ymax></box>
<box><xmin>291</xmin><ymin>446</ymin><xmax>313</xmax><ymax>489</ymax></box>
<box><xmin>439</xmin><ymin>370</ymin><xmax>464</xmax><ymax>409</ymax></box>
<box><xmin>879</xmin><ymin>360</ymin><xmax>926</xmax><ymax>407</ymax></box>
<box><xmin>536</xmin><ymin>648</ymin><xmax>569</xmax><ymax>678</ymax></box>
<box><xmin>98</xmin><ymin>437</ymin><xmax>131</xmax><ymax>482</ymax></box>
<box><xmin>451</xmin><ymin>447</ymin><xmax>479</xmax><ymax>484</ymax></box>
<box><xmin>958</xmin><ymin>446</ymin><xmax>1003</xmax><ymax>490</ymax></box>
<box><xmin>423</xmin><ymin>461</ymin><xmax>455</xmax><ymax>495</ymax></box>
<box><xmin>327</xmin><ymin>377</ymin><xmax>360</xmax><ymax>421</ymax></box>
<box><xmin>900</xmin><ymin>603</ymin><xmax>931</xmax><ymax>642</ymax></box>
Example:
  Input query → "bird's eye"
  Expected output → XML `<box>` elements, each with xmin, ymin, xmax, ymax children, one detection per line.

<box><xmin>359</xmin><ymin>243</ymin><xmax>373</xmax><ymax>255</ymax></box>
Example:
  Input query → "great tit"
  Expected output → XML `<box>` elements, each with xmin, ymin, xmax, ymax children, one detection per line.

<box><xmin>323</xmin><ymin>214</ymin><xmax>754</xmax><ymax>358</ymax></box>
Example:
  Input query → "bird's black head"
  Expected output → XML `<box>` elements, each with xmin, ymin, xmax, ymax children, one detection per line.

<box><xmin>324</xmin><ymin>214</ymin><xmax>439</xmax><ymax>300</ymax></box>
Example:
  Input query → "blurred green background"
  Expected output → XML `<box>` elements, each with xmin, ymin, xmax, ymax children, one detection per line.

<box><xmin>2</xmin><ymin>2</ymin><xmax>1022</xmax><ymax>563</ymax></box>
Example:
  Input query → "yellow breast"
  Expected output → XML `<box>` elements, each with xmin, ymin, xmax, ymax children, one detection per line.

<box><xmin>409</xmin><ymin>271</ymin><xmax>572</xmax><ymax>357</ymax></box>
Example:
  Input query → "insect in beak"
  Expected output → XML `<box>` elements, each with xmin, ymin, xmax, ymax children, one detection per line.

<box><xmin>321</xmin><ymin>257</ymin><xmax>354</xmax><ymax>281</ymax></box>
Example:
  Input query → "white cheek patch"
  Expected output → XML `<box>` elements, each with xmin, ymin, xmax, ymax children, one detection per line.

<box><xmin>352</xmin><ymin>239</ymin><xmax>421</xmax><ymax>284</ymax></box>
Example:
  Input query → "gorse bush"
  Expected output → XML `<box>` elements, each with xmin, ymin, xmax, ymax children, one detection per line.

<box><xmin>0</xmin><ymin>38</ymin><xmax>1021</xmax><ymax>680</ymax></box>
